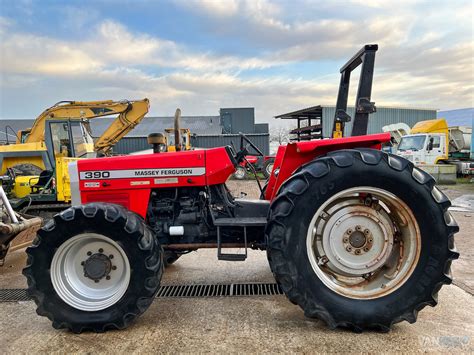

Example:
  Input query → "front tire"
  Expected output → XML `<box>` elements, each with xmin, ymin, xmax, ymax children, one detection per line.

<box><xmin>263</xmin><ymin>159</ymin><xmax>275</xmax><ymax>179</ymax></box>
<box><xmin>233</xmin><ymin>166</ymin><xmax>246</xmax><ymax>180</ymax></box>
<box><xmin>266</xmin><ymin>148</ymin><xmax>459</xmax><ymax>331</ymax></box>
<box><xmin>23</xmin><ymin>203</ymin><xmax>163</xmax><ymax>333</ymax></box>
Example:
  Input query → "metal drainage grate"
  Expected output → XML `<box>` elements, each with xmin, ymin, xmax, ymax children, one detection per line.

<box><xmin>156</xmin><ymin>283</ymin><xmax>283</xmax><ymax>298</ymax></box>
<box><xmin>0</xmin><ymin>283</ymin><xmax>283</xmax><ymax>302</ymax></box>
<box><xmin>0</xmin><ymin>288</ymin><xmax>30</xmax><ymax>302</ymax></box>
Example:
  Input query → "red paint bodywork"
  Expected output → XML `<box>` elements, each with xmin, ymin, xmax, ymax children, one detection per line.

<box><xmin>263</xmin><ymin>133</ymin><xmax>390</xmax><ymax>200</ymax></box>
<box><xmin>75</xmin><ymin>133</ymin><xmax>390</xmax><ymax>217</ymax></box>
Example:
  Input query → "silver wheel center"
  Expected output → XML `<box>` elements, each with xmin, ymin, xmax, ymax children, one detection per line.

<box><xmin>51</xmin><ymin>233</ymin><xmax>131</xmax><ymax>312</ymax></box>
<box><xmin>307</xmin><ymin>187</ymin><xmax>420</xmax><ymax>299</ymax></box>
<box><xmin>322</xmin><ymin>205</ymin><xmax>394</xmax><ymax>276</ymax></box>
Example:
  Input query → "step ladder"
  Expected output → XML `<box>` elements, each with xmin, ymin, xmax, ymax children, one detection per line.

<box><xmin>213</xmin><ymin>217</ymin><xmax>267</xmax><ymax>261</ymax></box>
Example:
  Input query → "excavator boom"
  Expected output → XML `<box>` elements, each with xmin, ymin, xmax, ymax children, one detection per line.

<box><xmin>93</xmin><ymin>99</ymin><xmax>149</xmax><ymax>154</ymax></box>
<box><xmin>24</xmin><ymin>99</ymin><xmax>150</xmax><ymax>154</ymax></box>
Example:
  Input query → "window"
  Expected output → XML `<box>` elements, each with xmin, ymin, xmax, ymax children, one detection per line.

<box><xmin>398</xmin><ymin>135</ymin><xmax>426</xmax><ymax>151</ymax></box>
<box><xmin>50</xmin><ymin>122</ymin><xmax>72</xmax><ymax>157</ymax></box>
<box><xmin>71</xmin><ymin>124</ymin><xmax>94</xmax><ymax>158</ymax></box>
<box><xmin>431</xmin><ymin>136</ymin><xmax>441</xmax><ymax>149</ymax></box>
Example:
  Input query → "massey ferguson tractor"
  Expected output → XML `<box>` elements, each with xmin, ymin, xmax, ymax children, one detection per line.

<box><xmin>23</xmin><ymin>45</ymin><xmax>459</xmax><ymax>333</ymax></box>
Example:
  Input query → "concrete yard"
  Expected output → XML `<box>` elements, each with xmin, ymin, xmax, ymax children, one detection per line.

<box><xmin>0</xmin><ymin>181</ymin><xmax>473</xmax><ymax>353</ymax></box>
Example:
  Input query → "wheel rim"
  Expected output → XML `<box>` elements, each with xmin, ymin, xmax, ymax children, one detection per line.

<box><xmin>51</xmin><ymin>233</ymin><xmax>131</xmax><ymax>311</ymax></box>
<box><xmin>234</xmin><ymin>167</ymin><xmax>246</xmax><ymax>179</ymax></box>
<box><xmin>306</xmin><ymin>187</ymin><xmax>421</xmax><ymax>299</ymax></box>
<box><xmin>266</xmin><ymin>162</ymin><xmax>274</xmax><ymax>176</ymax></box>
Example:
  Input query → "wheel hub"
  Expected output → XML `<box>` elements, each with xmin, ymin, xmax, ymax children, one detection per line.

<box><xmin>50</xmin><ymin>233</ymin><xmax>131</xmax><ymax>311</ymax></box>
<box><xmin>322</xmin><ymin>205</ymin><xmax>394</xmax><ymax>276</ymax></box>
<box><xmin>307</xmin><ymin>186</ymin><xmax>421</xmax><ymax>299</ymax></box>
<box><xmin>83</xmin><ymin>253</ymin><xmax>112</xmax><ymax>281</ymax></box>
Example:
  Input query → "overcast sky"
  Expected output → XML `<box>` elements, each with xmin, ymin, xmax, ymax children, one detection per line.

<box><xmin>0</xmin><ymin>0</ymin><xmax>472</xmax><ymax>125</ymax></box>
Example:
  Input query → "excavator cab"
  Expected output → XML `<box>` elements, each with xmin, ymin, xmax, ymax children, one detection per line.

<box><xmin>6</xmin><ymin>119</ymin><xmax>95</xmax><ymax>207</ymax></box>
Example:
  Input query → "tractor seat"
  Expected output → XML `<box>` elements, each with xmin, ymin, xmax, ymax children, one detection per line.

<box><xmin>30</xmin><ymin>170</ymin><xmax>53</xmax><ymax>193</ymax></box>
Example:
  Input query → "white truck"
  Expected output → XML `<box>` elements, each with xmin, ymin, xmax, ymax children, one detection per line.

<box><xmin>396</xmin><ymin>118</ymin><xmax>473</xmax><ymax>175</ymax></box>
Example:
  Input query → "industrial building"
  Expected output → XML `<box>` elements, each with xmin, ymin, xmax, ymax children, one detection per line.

<box><xmin>0</xmin><ymin>107</ymin><xmax>270</xmax><ymax>155</ymax></box>
<box><xmin>276</xmin><ymin>105</ymin><xmax>437</xmax><ymax>140</ymax></box>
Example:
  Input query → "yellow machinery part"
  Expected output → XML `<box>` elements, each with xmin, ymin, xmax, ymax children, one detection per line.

<box><xmin>332</xmin><ymin>123</ymin><xmax>343</xmax><ymax>138</ymax></box>
<box><xmin>411</xmin><ymin>119</ymin><xmax>448</xmax><ymax>135</ymax></box>
<box><xmin>13</xmin><ymin>176</ymin><xmax>39</xmax><ymax>198</ymax></box>
<box><xmin>0</xmin><ymin>142</ymin><xmax>47</xmax><ymax>175</ymax></box>
<box><xmin>55</xmin><ymin>157</ymin><xmax>79</xmax><ymax>202</ymax></box>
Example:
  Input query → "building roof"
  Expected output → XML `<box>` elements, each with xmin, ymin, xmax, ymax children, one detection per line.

<box><xmin>275</xmin><ymin>105</ymin><xmax>322</xmax><ymax>120</ymax></box>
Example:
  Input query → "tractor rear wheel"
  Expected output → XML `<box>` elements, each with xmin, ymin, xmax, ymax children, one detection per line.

<box><xmin>266</xmin><ymin>148</ymin><xmax>459</xmax><ymax>331</ymax></box>
<box><xmin>23</xmin><ymin>203</ymin><xmax>163</xmax><ymax>333</ymax></box>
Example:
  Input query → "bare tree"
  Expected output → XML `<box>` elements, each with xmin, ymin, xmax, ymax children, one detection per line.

<box><xmin>270</xmin><ymin>126</ymin><xmax>290</xmax><ymax>145</ymax></box>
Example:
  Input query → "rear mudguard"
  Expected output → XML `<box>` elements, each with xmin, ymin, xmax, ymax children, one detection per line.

<box><xmin>264</xmin><ymin>133</ymin><xmax>390</xmax><ymax>200</ymax></box>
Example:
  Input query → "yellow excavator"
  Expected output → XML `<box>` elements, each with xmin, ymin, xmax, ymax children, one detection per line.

<box><xmin>0</xmin><ymin>99</ymin><xmax>150</xmax><ymax>212</ymax></box>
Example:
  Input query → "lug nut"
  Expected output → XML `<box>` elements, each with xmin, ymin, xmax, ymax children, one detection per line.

<box><xmin>106</xmin><ymin>276</ymin><xmax>111</xmax><ymax>280</ymax></box>
<box><xmin>368</xmin><ymin>238</ymin><xmax>373</xmax><ymax>243</ymax></box>
<box><xmin>81</xmin><ymin>261</ymin><xmax>85</xmax><ymax>266</ymax></box>
<box><xmin>112</xmin><ymin>266</ymin><xmax>117</xmax><ymax>270</ymax></box>
<box><xmin>355</xmin><ymin>249</ymin><xmax>361</xmax><ymax>255</ymax></box>
<box><xmin>343</xmin><ymin>237</ymin><xmax>349</xmax><ymax>243</ymax></box>
<box><xmin>87</xmin><ymin>251</ymin><xmax>92</xmax><ymax>256</ymax></box>
<box><xmin>356</xmin><ymin>225</ymin><xmax>362</xmax><ymax>231</ymax></box>
<box><xmin>364</xmin><ymin>247</ymin><xmax>370</xmax><ymax>252</ymax></box>
<box><xmin>109</xmin><ymin>254</ymin><xmax>114</xmax><ymax>259</ymax></box>
<box><xmin>94</xmin><ymin>279</ymin><xmax>99</xmax><ymax>283</ymax></box>
<box><xmin>346</xmin><ymin>246</ymin><xmax>352</xmax><ymax>252</ymax></box>
<box><xmin>98</xmin><ymin>248</ymin><xmax>104</xmax><ymax>253</ymax></box>
<box><xmin>346</xmin><ymin>228</ymin><xmax>353</xmax><ymax>235</ymax></box>
<box><xmin>364</xmin><ymin>229</ymin><xmax>370</xmax><ymax>235</ymax></box>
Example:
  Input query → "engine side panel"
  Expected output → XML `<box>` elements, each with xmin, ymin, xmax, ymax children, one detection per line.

<box><xmin>265</xmin><ymin>133</ymin><xmax>391</xmax><ymax>200</ymax></box>
<box><xmin>75</xmin><ymin>147</ymin><xmax>235</xmax><ymax>217</ymax></box>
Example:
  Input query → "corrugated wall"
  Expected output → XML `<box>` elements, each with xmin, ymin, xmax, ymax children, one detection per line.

<box><xmin>192</xmin><ymin>134</ymin><xmax>270</xmax><ymax>155</ymax></box>
<box><xmin>112</xmin><ymin>134</ymin><xmax>270</xmax><ymax>156</ymax></box>
<box><xmin>321</xmin><ymin>106</ymin><xmax>437</xmax><ymax>138</ymax></box>
<box><xmin>112</xmin><ymin>137</ymin><xmax>151</xmax><ymax>154</ymax></box>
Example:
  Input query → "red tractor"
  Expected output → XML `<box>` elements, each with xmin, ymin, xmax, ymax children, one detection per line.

<box><xmin>233</xmin><ymin>155</ymin><xmax>275</xmax><ymax>180</ymax></box>
<box><xmin>23</xmin><ymin>45</ymin><xmax>458</xmax><ymax>333</ymax></box>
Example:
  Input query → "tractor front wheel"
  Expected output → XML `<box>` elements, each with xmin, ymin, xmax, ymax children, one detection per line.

<box><xmin>23</xmin><ymin>203</ymin><xmax>163</xmax><ymax>333</ymax></box>
<box><xmin>266</xmin><ymin>149</ymin><xmax>459</xmax><ymax>331</ymax></box>
<box><xmin>262</xmin><ymin>159</ymin><xmax>275</xmax><ymax>179</ymax></box>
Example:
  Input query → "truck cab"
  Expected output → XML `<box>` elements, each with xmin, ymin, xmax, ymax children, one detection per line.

<box><xmin>397</xmin><ymin>132</ymin><xmax>447</xmax><ymax>164</ymax></box>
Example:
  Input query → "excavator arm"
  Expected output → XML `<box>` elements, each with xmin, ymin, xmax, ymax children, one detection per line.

<box><xmin>23</xmin><ymin>99</ymin><xmax>150</xmax><ymax>154</ymax></box>
<box><xmin>93</xmin><ymin>99</ymin><xmax>149</xmax><ymax>154</ymax></box>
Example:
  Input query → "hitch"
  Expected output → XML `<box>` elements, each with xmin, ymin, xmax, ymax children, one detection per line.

<box><xmin>0</xmin><ymin>186</ymin><xmax>42</xmax><ymax>265</ymax></box>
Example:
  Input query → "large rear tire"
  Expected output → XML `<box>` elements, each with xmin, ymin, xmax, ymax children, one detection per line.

<box><xmin>23</xmin><ymin>203</ymin><xmax>163</xmax><ymax>333</ymax></box>
<box><xmin>266</xmin><ymin>148</ymin><xmax>459</xmax><ymax>331</ymax></box>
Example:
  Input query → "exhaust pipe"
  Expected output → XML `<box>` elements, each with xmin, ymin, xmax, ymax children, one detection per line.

<box><xmin>174</xmin><ymin>108</ymin><xmax>181</xmax><ymax>151</ymax></box>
